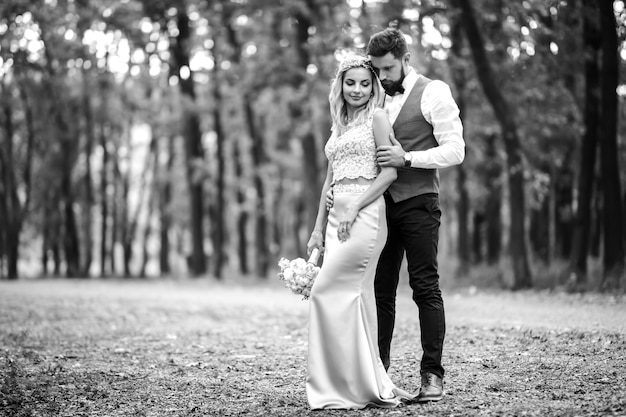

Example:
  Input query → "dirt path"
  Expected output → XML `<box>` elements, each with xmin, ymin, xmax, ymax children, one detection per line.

<box><xmin>1</xmin><ymin>279</ymin><xmax>625</xmax><ymax>416</ymax></box>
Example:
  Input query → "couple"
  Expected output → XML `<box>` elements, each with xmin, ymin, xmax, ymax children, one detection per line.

<box><xmin>305</xmin><ymin>28</ymin><xmax>465</xmax><ymax>409</ymax></box>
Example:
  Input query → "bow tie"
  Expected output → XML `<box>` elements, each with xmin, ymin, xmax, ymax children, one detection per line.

<box><xmin>386</xmin><ymin>85</ymin><xmax>405</xmax><ymax>96</ymax></box>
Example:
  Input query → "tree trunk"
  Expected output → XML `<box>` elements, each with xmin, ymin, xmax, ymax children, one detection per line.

<box><xmin>41</xmin><ymin>196</ymin><xmax>62</xmax><ymax>277</ymax></box>
<box><xmin>54</xmin><ymin>99</ymin><xmax>81</xmax><ymax>279</ymax></box>
<box><xmin>244</xmin><ymin>97</ymin><xmax>269</xmax><ymax>277</ymax></box>
<box><xmin>121</xmin><ymin>127</ymin><xmax>132</xmax><ymax>277</ymax></box>
<box><xmin>52</xmin><ymin>237</ymin><xmax>61</xmax><ymax>276</ymax></box>
<box><xmin>301</xmin><ymin>131</ymin><xmax>321</xmax><ymax>237</ymax></box>
<box><xmin>16</xmin><ymin>80</ymin><xmax>35</xmax><ymax>223</ymax></box>
<box><xmin>449</xmin><ymin>18</ymin><xmax>470</xmax><ymax>272</ymax></box>
<box><xmin>0</xmin><ymin>187</ymin><xmax>4</xmax><ymax>279</ymax></box>
<box><xmin>40</xmin><ymin>29</ymin><xmax>81</xmax><ymax>278</ymax></box>
<box><xmin>3</xmin><ymin>199</ymin><xmax>19</xmax><ymax>280</ymax></box>
<box><xmin>61</xmin><ymin>138</ymin><xmax>81</xmax><ymax>278</ymax></box>
<box><xmin>99</xmin><ymin>115</ymin><xmax>110</xmax><ymax>276</ymax></box>
<box><xmin>81</xmin><ymin>72</ymin><xmax>94</xmax><ymax>277</ymax></box>
<box><xmin>294</xmin><ymin>194</ymin><xmax>306</xmax><ymax>257</ymax></box>
<box><xmin>40</xmin><ymin>234</ymin><xmax>47</xmax><ymax>277</ymax></box>
<box><xmin>212</xmin><ymin>65</ymin><xmax>226</xmax><ymax>279</ymax></box>
<box><xmin>453</xmin><ymin>0</ymin><xmax>532</xmax><ymax>289</ymax></box>
<box><xmin>590</xmin><ymin>178</ymin><xmax>603</xmax><ymax>258</ymax></box>
<box><xmin>598</xmin><ymin>0</ymin><xmax>625</xmax><ymax>288</ymax></box>
<box><xmin>224</xmin><ymin>7</ymin><xmax>249</xmax><ymax>276</ymax></box>
<box><xmin>485</xmin><ymin>135</ymin><xmax>502</xmax><ymax>264</ymax></box>
<box><xmin>139</xmin><ymin>206</ymin><xmax>153</xmax><ymax>278</ymax></box>
<box><xmin>272</xmin><ymin>176</ymin><xmax>284</xmax><ymax>258</ymax></box>
<box><xmin>0</xmin><ymin>85</ymin><xmax>20</xmax><ymax>279</ymax></box>
<box><xmin>472</xmin><ymin>212</ymin><xmax>484</xmax><ymax>264</ymax></box>
<box><xmin>122</xmin><ymin>123</ymin><xmax>154</xmax><ymax>278</ymax></box>
<box><xmin>171</xmin><ymin>9</ymin><xmax>206</xmax><ymax>276</ymax></box>
<box><xmin>233</xmin><ymin>138</ymin><xmax>249</xmax><ymax>275</ymax></box>
<box><xmin>159</xmin><ymin>136</ymin><xmax>174</xmax><ymax>275</ymax></box>
<box><xmin>554</xmin><ymin>164</ymin><xmax>574</xmax><ymax>260</ymax></box>
<box><xmin>530</xmin><ymin>192</ymin><xmax>550</xmax><ymax>264</ymax></box>
<box><xmin>110</xmin><ymin>156</ymin><xmax>120</xmax><ymax>276</ymax></box>
<box><xmin>456</xmin><ymin>163</ymin><xmax>470</xmax><ymax>271</ymax></box>
<box><xmin>293</xmin><ymin>5</ymin><xmax>323</xmax><ymax>252</ymax></box>
<box><xmin>140</xmin><ymin>162</ymin><xmax>157</xmax><ymax>279</ymax></box>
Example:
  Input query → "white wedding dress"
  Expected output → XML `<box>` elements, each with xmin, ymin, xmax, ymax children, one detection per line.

<box><xmin>306</xmin><ymin>113</ymin><xmax>412</xmax><ymax>409</ymax></box>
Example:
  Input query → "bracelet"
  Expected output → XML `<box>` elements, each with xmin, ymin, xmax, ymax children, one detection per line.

<box><xmin>311</xmin><ymin>230</ymin><xmax>323</xmax><ymax>239</ymax></box>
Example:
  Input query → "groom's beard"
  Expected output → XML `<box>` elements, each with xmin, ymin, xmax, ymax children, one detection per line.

<box><xmin>381</xmin><ymin>66</ymin><xmax>406</xmax><ymax>96</ymax></box>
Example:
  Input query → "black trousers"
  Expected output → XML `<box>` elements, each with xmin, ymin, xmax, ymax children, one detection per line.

<box><xmin>375</xmin><ymin>192</ymin><xmax>446</xmax><ymax>378</ymax></box>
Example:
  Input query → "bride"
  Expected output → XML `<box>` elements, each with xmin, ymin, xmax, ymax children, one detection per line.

<box><xmin>305</xmin><ymin>53</ymin><xmax>413</xmax><ymax>409</ymax></box>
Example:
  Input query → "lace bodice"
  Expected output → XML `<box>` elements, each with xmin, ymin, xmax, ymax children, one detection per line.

<box><xmin>325</xmin><ymin>114</ymin><xmax>379</xmax><ymax>182</ymax></box>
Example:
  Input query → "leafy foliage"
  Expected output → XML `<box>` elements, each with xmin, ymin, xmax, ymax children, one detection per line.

<box><xmin>0</xmin><ymin>0</ymin><xmax>624</xmax><ymax>284</ymax></box>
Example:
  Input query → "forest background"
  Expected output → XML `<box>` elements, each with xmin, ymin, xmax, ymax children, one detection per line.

<box><xmin>0</xmin><ymin>0</ymin><xmax>625</xmax><ymax>293</ymax></box>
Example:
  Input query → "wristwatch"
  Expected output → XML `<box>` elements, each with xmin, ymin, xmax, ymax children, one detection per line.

<box><xmin>403</xmin><ymin>152</ymin><xmax>412</xmax><ymax>168</ymax></box>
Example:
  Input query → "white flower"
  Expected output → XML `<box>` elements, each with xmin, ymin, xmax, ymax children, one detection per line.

<box><xmin>277</xmin><ymin>255</ymin><xmax>320</xmax><ymax>300</ymax></box>
<box><xmin>283</xmin><ymin>267</ymin><xmax>295</xmax><ymax>281</ymax></box>
<box><xmin>292</xmin><ymin>258</ymin><xmax>307</xmax><ymax>271</ymax></box>
<box><xmin>278</xmin><ymin>258</ymin><xmax>290</xmax><ymax>270</ymax></box>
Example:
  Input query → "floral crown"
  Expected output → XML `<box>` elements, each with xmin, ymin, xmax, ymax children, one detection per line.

<box><xmin>337</xmin><ymin>54</ymin><xmax>374</xmax><ymax>74</ymax></box>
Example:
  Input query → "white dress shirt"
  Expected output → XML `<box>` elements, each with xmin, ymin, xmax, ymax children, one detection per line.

<box><xmin>384</xmin><ymin>67</ymin><xmax>465</xmax><ymax>169</ymax></box>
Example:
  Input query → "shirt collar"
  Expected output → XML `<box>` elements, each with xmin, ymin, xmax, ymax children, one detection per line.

<box><xmin>403</xmin><ymin>67</ymin><xmax>419</xmax><ymax>92</ymax></box>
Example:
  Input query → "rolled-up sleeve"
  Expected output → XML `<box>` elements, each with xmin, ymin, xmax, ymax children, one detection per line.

<box><xmin>408</xmin><ymin>80</ymin><xmax>465</xmax><ymax>169</ymax></box>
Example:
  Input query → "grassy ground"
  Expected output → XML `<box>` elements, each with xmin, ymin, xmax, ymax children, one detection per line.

<box><xmin>1</xmin><ymin>277</ymin><xmax>625</xmax><ymax>417</ymax></box>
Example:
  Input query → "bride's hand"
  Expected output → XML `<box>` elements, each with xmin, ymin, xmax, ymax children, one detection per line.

<box><xmin>325</xmin><ymin>186</ymin><xmax>334</xmax><ymax>211</ymax></box>
<box><xmin>338</xmin><ymin>205</ymin><xmax>359</xmax><ymax>243</ymax></box>
<box><xmin>307</xmin><ymin>231</ymin><xmax>324</xmax><ymax>255</ymax></box>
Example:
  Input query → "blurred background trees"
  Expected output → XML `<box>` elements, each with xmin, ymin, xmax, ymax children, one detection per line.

<box><xmin>0</xmin><ymin>0</ymin><xmax>624</xmax><ymax>291</ymax></box>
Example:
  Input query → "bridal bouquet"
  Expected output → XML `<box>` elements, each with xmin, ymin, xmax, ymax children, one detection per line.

<box><xmin>277</xmin><ymin>248</ymin><xmax>321</xmax><ymax>300</ymax></box>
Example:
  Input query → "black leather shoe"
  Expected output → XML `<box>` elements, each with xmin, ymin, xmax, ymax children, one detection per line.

<box><xmin>417</xmin><ymin>372</ymin><xmax>443</xmax><ymax>402</ymax></box>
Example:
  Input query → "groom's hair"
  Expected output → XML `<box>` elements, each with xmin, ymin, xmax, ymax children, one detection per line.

<box><xmin>366</xmin><ymin>28</ymin><xmax>408</xmax><ymax>59</ymax></box>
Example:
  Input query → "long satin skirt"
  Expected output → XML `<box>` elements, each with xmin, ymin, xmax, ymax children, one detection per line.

<box><xmin>306</xmin><ymin>186</ymin><xmax>412</xmax><ymax>409</ymax></box>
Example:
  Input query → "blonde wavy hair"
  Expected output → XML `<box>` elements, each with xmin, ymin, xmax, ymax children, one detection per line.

<box><xmin>329</xmin><ymin>53</ymin><xmax>384</xmax><ymax>134</ymax></box>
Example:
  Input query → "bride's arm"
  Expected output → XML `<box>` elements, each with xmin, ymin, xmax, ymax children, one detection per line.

<box><xmin>338</xmin><ymin>110</ymin><xmax>397</xmax><ymax>242</ymax></box>
<box><xmin>307</xmin><ymin>163</ymin><xmax>333</xmax><ymax>255</ymax></box>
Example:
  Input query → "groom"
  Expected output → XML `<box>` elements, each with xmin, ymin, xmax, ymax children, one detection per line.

<box><xmin>368</xmin><ymin>28</ymin><xmax>465</xmax><ymax>402</ymax></box>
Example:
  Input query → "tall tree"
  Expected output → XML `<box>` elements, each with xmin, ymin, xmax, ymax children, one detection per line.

<box><xmin>451</xmin><ymin>0</ymin><xmax>532</xmax><ymax>289</ymax></box>
<box><xmin>98</xmin><ymin>73</ymin><xmax>113</xmax><ymax>277</ymax></box>
<box><xmin>484</xmin><ymin>134</ymin><xmax>502</xmax><ymax>264</ymax></box>
<box><xmin>39</xmin><ymin>18</ymin><xmax>82</xmax><ymax>277</ymax></box>
<box><xmin>76</xmin><ymin>0</ymin><xmax>97</xmax><ymax>277</ymax></box>
<box><xmin>223</xmin><ymin>4</ymin><xmax>250</xmax><ymax>275</ymax></box>
<box><xmin>449</xmin><ymin>16</ymin><xmax>470</xmax><ymax>273</ymax></box>
<box><xmin>0</xmin><ymin>79</ymin><xmax>21</xmax><ymax>279</ymax></box>
<box><xmin>80</xmin><ymin>68</ymin><xmax>95</xmax><ymax>277</ymax></box>
<box><xmin>598</xmin><ymin>0</ymin><xmax>625</xmax><ymax>288</ymax></box>
<box><xmin>289</xmin><ymin>0</ymin><xmax>339</xmax><ymax>256</ymax></box>
<box><xmin>0</xmin><ymin>7</ymin><xmax>43</xmax><ymax>279</ymax></box>
<box><xmin>210</xmin><ymin>23</ymin><xmax>226</xmax><ymax>279</ymax></box>
<box><xmin>169</xmin><ymin>3</ymin><xmax>207</xmax><ymax>276</ymax></box>
<box><xmin>159</xmin><ymin>136</ymin><xmax>174</xmax><ymax>276</ymax></box>
<box><xmin>157</xmin><ymin>99</ymin><xmax>174</xmax><ymax>276</ymax></box>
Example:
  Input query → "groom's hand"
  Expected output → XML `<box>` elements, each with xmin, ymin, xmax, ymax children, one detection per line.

<box><xmin>376</xmin><ymin>133</ymin><xmax>405</xmax><ymax>168</ymax></box>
